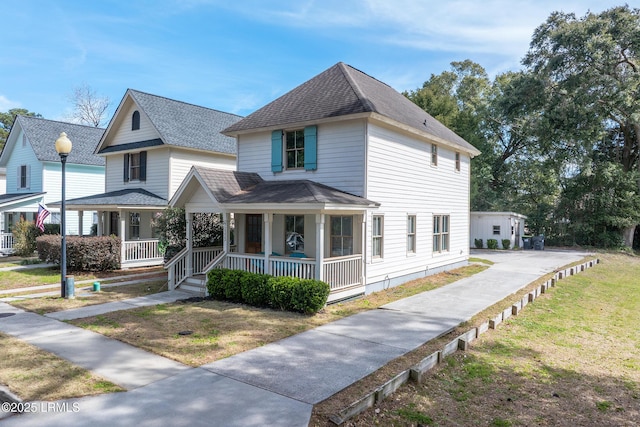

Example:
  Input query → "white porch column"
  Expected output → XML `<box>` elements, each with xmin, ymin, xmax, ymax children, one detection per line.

<box><xmin>264</xmin><ymin>213</ymin><xmax>272</xmax><ymax>274</ymax></box>
<box><xmin>97</xmin><ymin>211</ymin><xmax>103</xmax><ymax>236</ymax></box>
<box><xmin>119</xmin><ymin>210</ymin><xmax>126</xmax><ymax>263</ymax></box>
<box><xmin>186</xmin><ymin>212</ymin><xmax>193</xmax><ymax>276</ymax></box>
<box><xmin>223</xmin><ymin>212</ymin><xmax>230</xmax><ymax>253</ymax></box>
<box><xmin>315</xmin><ymin>213</ymin><xmax>325</xmax><ymax>281</ymax></box>
<box><xmin>78</xmin><ymin>210</ymin><xmax>84</xmax><ymax>236</ymax></box>
<box><xmin>360</xmin><ymin>213</ymin><xmax>366</xmax><ymax>286</ymax></box>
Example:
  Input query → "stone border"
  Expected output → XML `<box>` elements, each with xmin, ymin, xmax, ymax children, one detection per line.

<box><xmin>329</xmin><ymin>258</ymin><xmax>599</xmax><ymax>425</ymax></box>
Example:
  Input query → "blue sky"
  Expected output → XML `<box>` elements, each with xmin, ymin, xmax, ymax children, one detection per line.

<box><xmin>2</xmin><ymin>0</ymin><xmax>627</xmax><ymax>124</ymax></box>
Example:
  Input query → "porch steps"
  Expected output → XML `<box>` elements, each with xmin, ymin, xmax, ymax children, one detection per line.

<box><xmin>178</xmin><ymin>274</ymin><xmax>207</xmax><ymax>296</ymax></box>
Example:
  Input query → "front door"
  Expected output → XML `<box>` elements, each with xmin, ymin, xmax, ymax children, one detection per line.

<box><xmin>246</xmin><ymin>214</ymin><xmax>262</xmax><ymax>254</ymax></box>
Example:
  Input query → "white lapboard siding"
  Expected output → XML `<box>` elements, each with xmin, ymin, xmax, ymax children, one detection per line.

<box><xmin>470</xmin><ymin>212</ymin><xmax>526</xmax><ymax>249</ymax></box>
<box><xmin>105</xmin><ymin>148</ymin><xmax>170</xmax><ymax>200</ymax></box>
<box><xmin>5</xmin><ymin>129</ymin><xmax>43</xmax><ymax>193</ymax></box>
<box><xmin>237</xmin><ymin>120</ymin><xmax>366</xmax><ymax>197</ymax></box>
<box><xmin>106</xmin><ymin>101</ymin><xmax>159</xmax><ymax>147</ymax></box>
<box><xmin>364</xmin><ymin>121</ymin><xmax>471</xmax><ymax>286</ymax></box>
<box><xmin>169</xmin><ymin>149</ymin><xmax>236</xmax><ymax>200</ymax></box>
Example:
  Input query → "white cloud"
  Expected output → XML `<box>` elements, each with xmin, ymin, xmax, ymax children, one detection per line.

<box><xmin>0</xmin><ymin>95</ymin><xmax>21</xmax><ymax>112</ymax></box>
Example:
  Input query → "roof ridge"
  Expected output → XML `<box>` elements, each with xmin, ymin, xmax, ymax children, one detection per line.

<box><xmin>337</xmin><ymin>63</ymin><xmax>376</xmax><ymax>113</ymax></box>
<box><xmin>127</xmin><ymin>89</ymin><xmax>244</xmax><ymax>118</ymax></box>
<box><xmin>17</xmin><ymin>115</ymin><xmax>106</xmax><ymax>131</ymax></box>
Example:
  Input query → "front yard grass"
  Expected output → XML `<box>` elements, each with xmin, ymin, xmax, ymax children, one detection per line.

<box><xmin>8</xmin><ymin>280</ymin><xmax>168</xmax><ymax>315</ymax></box>
<box><xmin>67</xmin><ymin>264</ymin><xmax>488</xmax><ymax>367</ymax></box>
<box><xmin>0</xmin><ymin>333</ymin><xmax>124</xmax><ymax>401</ymax></box>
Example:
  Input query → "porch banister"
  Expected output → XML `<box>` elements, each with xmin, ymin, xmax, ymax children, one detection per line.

<box><xmin>316</xmin><ymin>213</ymin><xmax>325</xmax><ymax>281</ymax></box>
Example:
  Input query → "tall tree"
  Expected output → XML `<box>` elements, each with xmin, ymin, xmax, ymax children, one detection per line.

<box><xmin>0</xmin><ymin>108</ymin><xmax>43</xmax><ymax>151</ymax></box>
<box><xmin>523</xmin><ymin>5</ymin><xmax>640</xmax><ymax>247</ymax></box>
<box><xmin>67</xmin><ymin>84</ymin><xmax>110</xmax><ymax>127</ymax></box>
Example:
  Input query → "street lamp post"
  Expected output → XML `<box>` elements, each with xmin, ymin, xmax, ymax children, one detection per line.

<box><xmin>55</xmin><ymin>132</ymin><xmax>72</xmax><ymax>298</ymax></box>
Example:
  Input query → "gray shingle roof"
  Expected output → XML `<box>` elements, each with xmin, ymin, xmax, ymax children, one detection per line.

<box><xmin>99</xmin><ymin>90</ymin><xmax>242</xmax><ymax>155</ymax></box>
<box><xmin>11</xmin><ymin>116</ymin><xmax>105</xmax><ymax>166</ymax></box>
<box><xmin>223</xmin><ymin>62</ymin><xmax>479</xmax><ymax>154</ymax></box>
<box><xmin>59</xmin><ymin>188</ymin><xmax>167</xmax><ymax>208</ymax></box>
<box><xmin>193</xmin><ymin>166</ymin><xmax>378</xmax><ymax>207</ymax></box>
<box><xmin>0</xmin><ymin>192</ymin><xmax>45</xmax><ymax>208</ymax></box>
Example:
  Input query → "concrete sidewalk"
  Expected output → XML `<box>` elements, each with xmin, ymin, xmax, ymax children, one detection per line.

<box><xmin>0</xmin><ymin>249</ymin><xmax>590</xmax><ymax>426</ymax></box>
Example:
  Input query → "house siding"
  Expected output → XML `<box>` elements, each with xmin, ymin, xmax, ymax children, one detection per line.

<box><xmin>237</xmin><ymin>120</ymin><xmax>366</xmax><ymax>196</ymax></box>
<box><xmin>43</xmin><ymin>163</ymin><xmax>105</xmax><ymax>235</ymax></box>
<box><xmin>169</xmin><ymin>149</ymin><xmax>236</xmax><ymax>200</ymax></box>
<box><xmin>5</xmin><ymin>128</ymin><xmax>43</xmax><ymax>193</ymax></box>
<box><xmin>106</xmin><ymin>100</ymin><xmax>159</xmax><ymax>146</ymax></box>
<box><xmin>364</xmin><ymin>122</ymin><xmax>471</xmax><ymax>288</ymax></box>
<box><xmin>105</xmin><ymin>147</ymin><xmax>170</xmax><ymax>200</ymax></box>
<box><xmin>470</xmin><ymin>213</ymin><xmax>526</xmax><ymax>249</ymax></box>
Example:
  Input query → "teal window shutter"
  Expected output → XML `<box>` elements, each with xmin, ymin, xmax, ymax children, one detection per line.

<box><xmin>271</xmin><ymin>130</ymin><xmax>283</xmax><ymax>172</ymax></box>
<box><xmin>304</xmin><ymin>125</ymin><xmax>317</xmax><ymax>171</ymax></box>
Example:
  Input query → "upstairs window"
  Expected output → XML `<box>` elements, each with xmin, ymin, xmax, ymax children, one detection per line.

<box><xmin>123</xmin><ymin>151</ymin><xmax>147</xmax><ymax>182</ymax></box>
<box><xmin>271</xmin><ymin>126</ymin><xmax>317</xmax><ymax>172</ymax></box>
<box><xmin>132</xmin><ymin>111</ymin><xmax>141</xmax><ymax>131</ymax></box>
<box><xmin>18</xmin><ymin>165</ymin><xmax>30</xmax><ymax>189</ymax></box>
<box><xmin>431</xmin><ymin>144</ymin><xmax>438</xmax><ymax>166</ymax></box>
<box><xmin>285</xmin><ymin>130</ymin><xmax>305</xmax><ymax>169</ymax></box>
<box><xmin>455</xmin><ymin>152</ymin><xmax>461</xmax><ymax>171</ymax></box>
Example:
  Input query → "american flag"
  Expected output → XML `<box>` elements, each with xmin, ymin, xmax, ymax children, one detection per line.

<box><xmin>35</xmin><ymin>202</ymin><xmax>50</xmax><ymax>232</ymax></box>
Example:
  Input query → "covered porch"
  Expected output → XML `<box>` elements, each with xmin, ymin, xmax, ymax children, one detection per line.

<box><xmin>61</xmin><ymin>188</ymin><xmax>168</xmax><ymax>268</ymax></box>
<box><xmin>167</xmin><ymin>167</ymin><xmax>379</xmax><ymax>301</ymax></box>
<box><xmin>0</xmin><ymin>192</ymin><xmax>46</xmax><ymax>254</ymax></box>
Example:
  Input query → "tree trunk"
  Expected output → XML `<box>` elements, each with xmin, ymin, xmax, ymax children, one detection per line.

<box><xmin>622</xmin><ymin>225</ymin><xmax>636</xmax><ymax>248</ymax></box>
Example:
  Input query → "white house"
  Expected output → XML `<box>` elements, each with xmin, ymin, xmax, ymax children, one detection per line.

<box><xmin>470</xmin><ymin>211</ymin><xmax>527</xmax><ymax>249</ymax></box>
<box><xmin>0</xmin><ymin>116</ymin><xmax>105</xmax><ymax>252</ymax></box>
<box><xmin>62</xmin><ymin>89</ymin><xmax>242</xmax><ymax>268</ymax></box>
<box><xmin>168</xmin><ymin>62</ymin><xmax>481</xmax><ymax>301</ymax></box>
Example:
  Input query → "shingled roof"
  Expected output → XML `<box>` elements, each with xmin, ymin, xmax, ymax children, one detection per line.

<box><xmin>98</xmin><ymin>90</ymin><xmax>242</xmax><ymax>155</ymax></box>
<box><xmin>3</xmin><ymin>116</ymin><xmax>105</xmax><ymax>166</ymax></box>
<box><xmin>173</xmin><ymin>166</ymin><xmax>378</xmax><ymax>208</ymax></box>
<box><xmin>223</xmin><ymin>62</ymin><xmax>479</xmax><ymax>155</ymax></box>
<box><xmin>57</xmin><ymin>188</ymin><xmax>167</xmax><ymax>209</ymax></box>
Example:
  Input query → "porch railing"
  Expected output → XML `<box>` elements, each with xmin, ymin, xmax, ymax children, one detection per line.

<box><xmin>165</xmin><ymin>246</ymin><xmax>225</xmax><ymax>290</ymax></box>
<box><xmin>0</xmin><ymin>233</ymin><xmax>14</xmax><ymax>252</ymax></box>
<box><xmin>193</xmin><ymin>246</ymin><xmax>224</xmax><ymax>274</ymax></box>
<box><xmin>323</xmin><ymin>255</ymin><xmax>363</xmax><ymax>292</ymax></box>
<box><xmin>123</xmin><ymin>239</ymin><xmax>162</xmax><ymax>264</ymax></box>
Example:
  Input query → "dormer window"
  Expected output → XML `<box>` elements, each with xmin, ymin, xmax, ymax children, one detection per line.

<box><xmin>132</xmin><ymin>111</ymin><xmax>140</xmax><ymax>131</ymax></box>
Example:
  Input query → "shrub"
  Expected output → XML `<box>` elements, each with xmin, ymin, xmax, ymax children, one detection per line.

<box><xmin>42</xmin><ymin>223</ymin><xmax>60</xmax><ymax>235</ymax></box>
<box><xmin>474</xmin><ymin>238</ymin><xmax>483</xmax><ymax>249</ymax></box>
<box><xmin>36</xmin><ymin>235</ymin><xmax>121</xmax><ymax>271</ymax></box>
<box><xmin>222</xmin><ymin>270</ymin><xmax>244</xmax><ymax>302</ymax></box>
<box><xmin>12</xmin><ymin>219</ymin><xmax>39</xmax><ymax>256</ymax></box>
<box><xmin>269</xmin><ymin>276</ymin><xmax>297</xmax><ymax>311</ymax></box>
<box><xmin>241</xmin><ymin>272</ymin><xmax>272</xmax><ymax>307</ymax></box>
<box><xmin>207</xmin><ymin>269</ymin><xmax>226</xmax><ymax>300</ymax></box>
<box><xmin>291</xmin><ymin>279</ymin><xmax>330</xmax><ymax>314</ymax></box>
<box><xmin>501</xmin><ymin>239</ymin><xmax>511</xmax><ymax>250</ymax></box>
<box><xmin>487</xmin><ymin>239</ymin><xmax>498</xmax><ymax>249</ymax></box>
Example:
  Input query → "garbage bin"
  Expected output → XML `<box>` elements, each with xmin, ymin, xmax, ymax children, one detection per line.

<box><xmin>522</xmin><ymin>236</ymin><xmax>532</xmax><ymax>250</ymax></box>
<box><xmin>532</xmin><ymin>235</ymin><xmax>545</xmax><ymax>250</ymax></box>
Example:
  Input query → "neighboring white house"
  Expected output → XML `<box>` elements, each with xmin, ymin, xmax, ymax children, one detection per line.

<box><xmin>470</xmin><ymin>211</ymin><xmax>527</xmax><ymax>249</ymax></box>
<box><xmin>0</xmin><ymin>116</ymin><xmax>105</xmax><ymax>252</ymax></box>
<box><xmin>61</xmin><ymin>89</ymin><xmax>242</xmax><ymax>268</ymax></box>
<box><xmin>168</xmin><ymin>62</ymin><xmax>481</xmax><ymax>301</ymax></box>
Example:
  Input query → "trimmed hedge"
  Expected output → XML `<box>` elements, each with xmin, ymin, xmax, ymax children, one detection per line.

<box><xmin>474</xmin><ymin>238</ymin><xmax>483</xmax><ymax>249</ymax></box>
<box><xmin>501</xmin><ymin>239</ymin><xmax>511</xmax><ymax>250</ymax></box>
<box><xmin>207</xmin><ymin>268</ymin><xmax>330</xmax><ymax>314</ymax></box>
<box><xmin>487</xmin><ymin>239</ymin><xmax>499</xmax><ymax>249</ymax></box>
<box><xmin>36</xmin><ymin>235</ymin><xmax>121</xmax><ymax>271</ymax></box>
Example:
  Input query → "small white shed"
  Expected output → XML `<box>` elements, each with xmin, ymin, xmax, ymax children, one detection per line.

<box><xmin>470</xmin><ymin>212</ymin><xmax>527</xmax><ymax>249</ymax></box>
